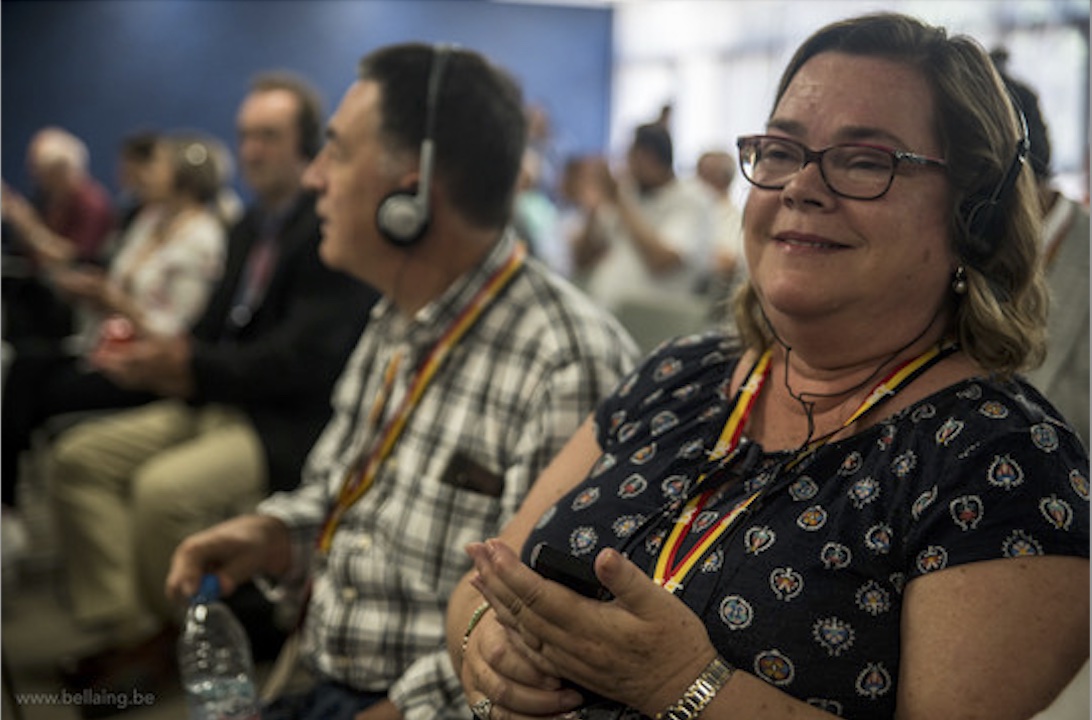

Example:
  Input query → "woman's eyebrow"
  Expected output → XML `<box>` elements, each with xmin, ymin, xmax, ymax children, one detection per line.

<box><xmin>835</xmin><ymin>125</ymin><xmax>911</xmax><ymax>148</ymax></box>
<box><xmin>766</xmin><ymin>118</ymin><xmax>910</xmax><ymax>148</ymax></box>
<box><xmin>765</xmin><ymin>118</ymin><xmax>806</xmax><ymax>136</ymax></box>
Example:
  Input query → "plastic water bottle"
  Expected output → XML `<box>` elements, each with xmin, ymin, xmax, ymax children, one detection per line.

<box><xmin>178</xmin><ymin>574</ymin><xmax>260</xmax><ymax>720</ymax></box>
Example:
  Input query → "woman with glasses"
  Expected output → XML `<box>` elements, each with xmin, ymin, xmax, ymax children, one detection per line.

<box><xmin>447</xmin><ymin>12</ymin><xmax>1088</xmax><ymax>720</ymax></box>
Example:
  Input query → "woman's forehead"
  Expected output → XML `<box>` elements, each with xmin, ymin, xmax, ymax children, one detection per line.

<box><xmin>774</xmin><ymin>52</ymin><xmax>939</xmax><ymax>150</ymax></box>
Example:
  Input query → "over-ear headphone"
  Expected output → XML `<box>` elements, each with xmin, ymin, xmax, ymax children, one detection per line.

<box><xmin>958</xmin><ymin>102</ymin><xmax>1030</xmax><ymax>265</ymax></box>
<box><xmin>377</xmin><ymin>45</ymin><xmax>452</xmax><ymax>247</ymax></box>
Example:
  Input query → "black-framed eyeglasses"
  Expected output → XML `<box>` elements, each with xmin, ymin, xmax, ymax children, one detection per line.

<box><xmin>736</xmin><ymin>134</ymin><xmax>948</xmax><ymax>201</ymax></box>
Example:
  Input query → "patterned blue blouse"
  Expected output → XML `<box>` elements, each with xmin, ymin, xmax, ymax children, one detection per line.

<box><xmin>523</xmin><ymin>332</ymin><xmax>1090</xmax><ymax>719</ymax></box>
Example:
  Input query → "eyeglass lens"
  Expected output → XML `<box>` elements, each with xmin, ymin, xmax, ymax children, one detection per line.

<box><xmin>740</xmin><ymin>137</ymin><xmax>896</xmax><ymax>200</ymax></box>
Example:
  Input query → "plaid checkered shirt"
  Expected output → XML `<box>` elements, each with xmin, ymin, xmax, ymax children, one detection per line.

<box><xmin>258</xmin><ymin>231</ymin><xmax>639</xmax><ymax>718</ymax></box>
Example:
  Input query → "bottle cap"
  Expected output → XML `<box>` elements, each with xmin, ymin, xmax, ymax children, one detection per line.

<box><xmin>194</xmin><ymin>573</ymin><xmax>221</xmax><ymax>604</ymax></box>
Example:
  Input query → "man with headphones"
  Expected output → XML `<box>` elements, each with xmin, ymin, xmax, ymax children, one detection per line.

<box><xmin>48</xmin><ymin>72</ymin><xmax>379</xmax><ymax>706</ymax></box>
<box><xmin>167</xmin><ymin>43</ymin><xmax>639</xmax><ymax>720</ymax></box>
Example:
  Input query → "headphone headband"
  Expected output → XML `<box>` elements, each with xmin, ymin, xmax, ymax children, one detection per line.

<box><xmin>376</xmin><ymin>44</ymin><xmax>454</xmax><ymax>247</ymax></box>
<box><xmin>414</xmin><ymin>44</ymin><xmax>451</xmax><ymax>223</ymax></box>
<box><xmin>959</xmin><ymin>101</ymin><xmax>1030</xmax><ymax>265</ymax></box>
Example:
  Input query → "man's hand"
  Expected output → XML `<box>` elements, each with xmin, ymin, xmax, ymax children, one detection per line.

<box><xmin>166</xmin><ymin>514</ymin><xmax>292</xmax><ymax>604</ymax></box>
<box><xmin>353</xmin><ymin>698</ymin><xmax>401</xmax><ymax>720</ymax></box>
<box><xmin>51</xmin><ymin>264</ymin><xmax>109</xmax><ymax>306</ymax></box>
<box><xmin>2</xmin><ymin>180</ymin><xmax>76</xmax><ymax>266</ymax></box>
<box><xmin>89</xmin><ymin>333</ymin><xmax>195</xmax><ymax>397</ymax></box>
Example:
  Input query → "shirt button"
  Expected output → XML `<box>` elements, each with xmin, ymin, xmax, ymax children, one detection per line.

<box><xmin>341</xmin><ymin>586</ymin><xmax>358</xmax><ymax>603</ymax></box>
<box><xmin>358</xmin><ymin>534</ymin><xmax>373</xmax><ymax>551</ymax></box>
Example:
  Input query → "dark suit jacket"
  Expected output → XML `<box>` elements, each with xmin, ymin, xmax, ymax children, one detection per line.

<box><xmin>188</xmin><ymin>193</ymin><xmax>378</xmax><ymax>493</ymax></box>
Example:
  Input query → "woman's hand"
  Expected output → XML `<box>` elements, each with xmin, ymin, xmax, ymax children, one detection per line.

<box><xmin>466</xmin><ymin>540</ymin><xmax>718</xmax><ymax>718</ymax></box>
<box><xmin>459</xmin><ymin>596</ymin><xmax>583</xmax><ymax>719</ymax></box>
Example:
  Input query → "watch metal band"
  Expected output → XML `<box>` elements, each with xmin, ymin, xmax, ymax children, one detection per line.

<box><xmin>656</xmin><ymin>655</ymin><xmax>735</xmax><ymax>720</ymax></box>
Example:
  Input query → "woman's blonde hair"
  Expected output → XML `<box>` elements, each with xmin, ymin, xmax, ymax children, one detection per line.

<box><xmin>733</xmin><ymin>12</ymin><xmax>1047</xmax><ymax>377</ymax></box>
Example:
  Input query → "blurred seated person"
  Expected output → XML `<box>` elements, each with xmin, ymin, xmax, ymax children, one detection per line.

<box><xmin>2</xmin><ymin>126</ymin><xmax>116</xmax><ymax>342</ymax></box>
<box><xmin>696</xmin><ymin>149</ymin><xmax>746</xmax><ymax>321</ymax></box>
<box><xmin>526</xmin><ymin>104</ymin><xmax>563</xmax><ymax>202</ymax></box>
<box><xmin>513</xmin><ymin>148</ymin><xmax>565</xmax><ymax>276</ymax></box>
<box><xmin>569</xmin><ymin>124</ymin><xmax>713</xmax><ymax>320</ymax></box>
<box><xmin>994</xmin><ymin>59</ymin><xmax>1090</xmax><ymax>448</ymax></box>
<box><xmin>112</xmin><ymin>130</ymin><xmax>160</xmax><ymax>239</ymax></box>
<box><xmin>1</xmin><ymin>132</ymin><xmax>231</xmax><ymax>515</ymax></box>
<box><xmin>45</xmin><ymin>71</ymin><xmax>378</xmax><ymax>702</ymax></box>
<box><xmin>3</xmin><ymin>126</ymin><xmax>115</xmax><ymax>266</ymax></box>
<box><xmin>206</xmin><ymin>134</ymin><xmax>245</xmax><ymax>229</ymax></box>
<box><xmin>556</xmin><ymin>154</ymin><xmax>599</xmax><ymax>262</ymax></box>
<box><xmin>449</xmin><ymin>13</ymin><xmax>1088</xmax><ymax>720</ymax></box>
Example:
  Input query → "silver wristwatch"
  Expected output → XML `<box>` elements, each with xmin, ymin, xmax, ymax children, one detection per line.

<box><xmin>656</xmin><ymin>655</ymin><xmax>735</xmax><ymax>720</ymax></box>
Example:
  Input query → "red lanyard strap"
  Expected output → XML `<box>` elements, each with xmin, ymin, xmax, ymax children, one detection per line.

<box><xmin>317</xmin><ymin>243</ymin><xmax>527</xmax><ymax>553</ymax></box>
<box><xmin>653</xmin><ymin>342</ymin><xmax>956</xmax><ymax>592</ymax></box>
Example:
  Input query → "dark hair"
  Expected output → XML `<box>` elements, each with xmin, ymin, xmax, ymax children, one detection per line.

<box><xmin>120</xmin><ymin>130</ymin><xmax>159</xmax><ymax>163</ymax></box>
<box><xmin>633</xmin><ymin>123</ymin><xmax>673</xmax><ymax>168</ymax></box>
<box><xmin>733</xmin><ymin>12</ymin><xmax>1047</xmax><ymax>375</ymax></box>
<box><xmin>250</xmin><ymin>71</ymin><xmax>325</xmax><ymax>160</ymax></box>
<box><xmin>358</xmin><ymin>43</ymin><xmax>527</xmax><ymax>230</ymax></box>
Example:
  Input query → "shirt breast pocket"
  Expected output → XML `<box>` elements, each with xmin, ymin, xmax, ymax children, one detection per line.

<box><xmin>440</xmin><ymin>453</ymin><xmax>505</xmax><ymax>498</ymax></box>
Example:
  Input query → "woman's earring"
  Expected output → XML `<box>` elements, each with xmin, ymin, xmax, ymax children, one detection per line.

<box><xmin>952</xmin><ymin>265</ymin><xmax>968</xmax><ymax>295</ymax></box>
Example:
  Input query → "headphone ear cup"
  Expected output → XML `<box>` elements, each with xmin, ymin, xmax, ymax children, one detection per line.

<box><xmin>376</xmin><ymin>46</ymin><xmax>448</xmax><ymax>248</ymax></box>
<box><xmin>957</xmin><ymin>198</ymin><xmax>997</xmax><ymax>267</ymax></box>
<box><xmin>957</xmin><ymin>137</ymin><xmax>1028</xmax><ymax>266</ymax></box>
<box><xmin>377</xmin><ymin>190</ymin><xmax>428</xmax><ymax>247</ymax></box>
<box><xmin>962</xmin><ymin>197</ymin><xmax>996</xmax><ymax>238</ymax></box>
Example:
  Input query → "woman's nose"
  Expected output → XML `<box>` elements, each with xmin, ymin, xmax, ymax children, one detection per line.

<box><xmin>780</xmin><ymin>160</ymin><xmax>835</xmax><ymax>208</ymax></box>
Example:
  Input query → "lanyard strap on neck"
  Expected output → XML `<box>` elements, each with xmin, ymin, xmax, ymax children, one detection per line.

<box><xmin>653</xmin><ymin>341</ymin><xmax>956</xmax><ymax>592</ymax></box>
<box><xmin>317</xmin><ymin>242</ymin><xmax>527</xmax><ymax>553</ymax></box>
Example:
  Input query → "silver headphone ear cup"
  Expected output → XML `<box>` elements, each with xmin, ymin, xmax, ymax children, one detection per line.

<box><xmin>377</xmin><ymin>191</ymin><xmax>426</xmax><ymax>246</ymax></box>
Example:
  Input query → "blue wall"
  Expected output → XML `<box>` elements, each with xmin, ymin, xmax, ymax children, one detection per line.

<box><xmin>1</xmin><ymin>0</ymin><xmax>612</xmax><ymax>202</ymax></box>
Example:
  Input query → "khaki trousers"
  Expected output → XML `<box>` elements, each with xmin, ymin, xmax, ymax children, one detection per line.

<box><xmin>50</xmin><ymin>400</ymin><xmax>266</xmax><ymax>638</ymax></box>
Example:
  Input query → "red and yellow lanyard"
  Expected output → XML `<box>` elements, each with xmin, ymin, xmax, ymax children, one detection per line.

<box><xmin>316</xmin><ymin>243</ymin><xmax>527</xmax><ymax>553</ymax></box>
<box><xmin>653</xmin><ymin>342</ymin><xmax>952</xmax><ymax>593</ymax></box>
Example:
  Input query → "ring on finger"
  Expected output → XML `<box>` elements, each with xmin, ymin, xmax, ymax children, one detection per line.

<box><xmin>471</xmin><ymin>697</ymin><xmax>493</xmax><ymax>720</ymax></box>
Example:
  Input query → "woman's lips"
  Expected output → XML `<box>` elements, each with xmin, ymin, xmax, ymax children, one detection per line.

<box><xmin>774</xmin><ymin>231</ymin><xmax>848</xmax><ymax>250</ymax></box>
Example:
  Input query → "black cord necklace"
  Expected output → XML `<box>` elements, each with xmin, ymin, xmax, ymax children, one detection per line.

<box><xmin>761</xmin><ymin>302</ymin><xmax>946</xmax><ymax>452</ymax></box>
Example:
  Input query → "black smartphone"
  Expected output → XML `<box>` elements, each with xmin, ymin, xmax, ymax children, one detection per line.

<box><xmin>529</xmin><ymin>543</ymin><xmax>612</xmax><ymax>601</ymax></box>
<box><xmin>528</xmin><ymin>543</ymin><xmax>614</xmax><ymax>708</ymax></box>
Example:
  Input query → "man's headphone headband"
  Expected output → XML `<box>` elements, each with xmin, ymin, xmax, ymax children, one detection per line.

<box><xmin>376</xmin><ymin>44</ymin><xmax>453</xmax><ymax>247</ymax></box>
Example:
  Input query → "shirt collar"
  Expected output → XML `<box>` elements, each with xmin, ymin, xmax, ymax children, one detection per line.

<box><xmin>369</xmin><ymin>229</ymin><xmax>519</xmax><ymax>350</ymax></box>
